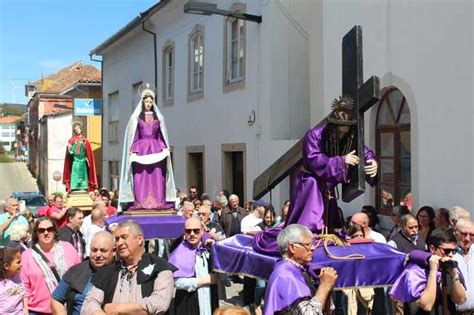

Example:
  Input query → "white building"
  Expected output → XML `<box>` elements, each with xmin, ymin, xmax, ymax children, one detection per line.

<box><xmin>91</xmin><ymin>0</ymin><xmax>311</xmax><ymax>207</ymax></box>
<box><xmin>0</xmin><ymin>116</ymin><xmax>21</xmax><ymax>152</ymax></box>
<box><xmin>38</xmin><ymin>112</ymin><xmax>72</xmax><ymax>195</ymax></box>
<box><xmin>91</xmin><ymin>0</ymin><xmax>474</xmax><ymax>219</ymax></box>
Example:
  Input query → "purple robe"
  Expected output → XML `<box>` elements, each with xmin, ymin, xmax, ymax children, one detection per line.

<box><xmin>264</xmin><ymin>260</ymin><xmax>315</xmax><ymax>315</ymax></box>
<box><xmin>129</xmin><ymin>119</ymin><xmax>174</xmax><ymax>210</ymax></box>
<box><xmin>253</xmin><ymin>124</ymin><xmax>376</xmax><ymax>254</ymax></box>
<box><xmin>286</xmin><ymin>124</ymin><xmax>377</xmax><ymax>231</ymax></box>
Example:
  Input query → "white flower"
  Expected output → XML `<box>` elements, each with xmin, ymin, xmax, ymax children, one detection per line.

<box><xmin>142</xmin><ymin>264</ymin><xmax>155</xmax><ymax>276</ymax></box>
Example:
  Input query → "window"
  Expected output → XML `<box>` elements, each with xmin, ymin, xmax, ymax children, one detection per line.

<box><xmin>188</xmin><ymin>25</ymin><xmax>204</xmax><ymax>101</ymax></box>
<box><xmin>109</xmin><ymin>161</ymin><xmax>120</xmax><ymax>191</ymax></box>
<box><xmin>1</xmin><ymin>132</ymin><xmax>10</xmax><ymax>137</ymax></box>
<box><xmin>162</xmin><ymin>41</ymin><xmax>175</xmax><ymax>106</ymax></box>
<box><xmin>375</xmin><ymin>88</ymin><xmax>411</xmax><ymax>215</ymax></box>
<box><xmin>108</xmin><ymin>91</ymin><xmax>119</xmax><ymax>144</ymax></box>
<box><xmin>223</xmin><ymin>3</ymin><xmax>246</xmax><ymax>93</ymax></box>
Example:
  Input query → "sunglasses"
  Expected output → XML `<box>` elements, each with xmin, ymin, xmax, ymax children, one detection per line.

<box><xmin>185</xmin><ymin>228</ymin><xmax>201</xmax><ymax>235</ymax></box>
<box><xmin>438</xmin><ymin>247</ymin><xmax>456</xmax><ymax>255</ymax></box>
<box><xmin>37</xmin><ymin>226</ymin><xmax>55</xmax><ymax>234</ymax></box>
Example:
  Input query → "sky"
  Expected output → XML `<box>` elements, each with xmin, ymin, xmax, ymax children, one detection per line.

<box><xmin>0</xmin><ymin>0</ymin><xmax>158</xmax><ymax>105</ymax></box>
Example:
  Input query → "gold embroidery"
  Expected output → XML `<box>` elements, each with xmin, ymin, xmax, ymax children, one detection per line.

<box><xmin>143</xmin><ymin>191</ymin><xmax>157</xmax><ymax>207</ymax></box>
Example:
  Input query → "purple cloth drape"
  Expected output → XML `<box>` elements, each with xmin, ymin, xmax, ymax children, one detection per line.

<box><xmin>106</xmin><ymin>215</ymin><xmax>184</xmax><ymax>239</ymax></box>
<box><xmin>213</xmin><ymin>234</ymin><xmax>407</xmax><ymax>287</ymax></box>
<box><xmin>129</xmin><ymin>119</ymin><xmax>174</xmax><ymax>210</ymax></box>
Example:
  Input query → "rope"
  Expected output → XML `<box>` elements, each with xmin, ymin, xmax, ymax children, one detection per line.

<box><xmin>316</xmin><ymin>232</ymin><xmax>365</xmax><ymax>260</ymax></box>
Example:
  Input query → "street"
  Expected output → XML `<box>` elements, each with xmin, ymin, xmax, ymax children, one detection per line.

<box><xmin>0</xmin><ymin>161</ymin><xmax>39</xmax><ymax>211</ymax></box>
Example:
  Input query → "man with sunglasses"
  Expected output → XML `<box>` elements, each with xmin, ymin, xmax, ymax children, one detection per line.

<box><xmin>265</xmin><ymin>224</ymin><xmax>338</xmax><ymax>315</ymax></box>
<box><xmin>169</xmin><ymin>217</ymin><xmax>218</xmax><ymax>315</ymax></box>
<box><xmin>453</xmin><ymin>219</ymin><xmax>474</xmax><ymax>313</ymax></box>
<box><xmin>390</xmin><ymin>228</ymin><xmax>466</xmax><ymax>314</ymax></box>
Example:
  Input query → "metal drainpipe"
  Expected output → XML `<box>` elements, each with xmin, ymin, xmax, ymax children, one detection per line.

<box><xmin>142</xmin><ymin>22</ymin><xmax>158</xmax><ymax>89</ymax></box>
<box><xmin>89</xmin><ymin>54</ymin><xmax>103</xmax><ymax>186</ymax></box>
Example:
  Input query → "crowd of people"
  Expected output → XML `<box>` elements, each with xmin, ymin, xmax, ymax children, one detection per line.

<box><xmin>0</xmin><ymin>185</ymin><xmax>473</xmax><ymax>315</ymax></box>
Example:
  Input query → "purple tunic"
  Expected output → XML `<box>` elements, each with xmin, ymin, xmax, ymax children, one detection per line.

<box><xmin>264</xmin><ymin>260</ymin><xmax>315</xmax><ymax>315</ymax></box>
<box><xmin>253</xmin><ymin>124</ymin><xmax>376</xmax><ymax>253</ymax></box>
<box><xmin>129</xmin><ymin>119</ymin><xmax>173</xmax><ymax>210</ymax></box>
<box><xmin>286</xmin><ymin>124</ymin><xmax>377</xmax><ymax>231</ymax></box>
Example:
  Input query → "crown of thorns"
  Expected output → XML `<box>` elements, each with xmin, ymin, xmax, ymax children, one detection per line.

<box><xmin>326</xmin><ymin>95</ymin><xmax>357</xmax><ymax>125</ymax></box>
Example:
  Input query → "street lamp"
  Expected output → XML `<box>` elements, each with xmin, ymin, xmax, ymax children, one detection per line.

<box><xmin>184</xmin><ymin>0</ymin><xmax>262</xmax><ymax>23</ymax></box>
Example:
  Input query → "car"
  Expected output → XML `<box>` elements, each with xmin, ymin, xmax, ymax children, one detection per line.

<box><xmin>11</xmin><ymin>192</ymin><xmax>47</xmax><ymax>215</ymax></box>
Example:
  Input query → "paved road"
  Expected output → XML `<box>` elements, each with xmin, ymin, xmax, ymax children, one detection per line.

<box><xmin>0</xmin><ymin>162</ymin><xmax>39</xmax><ymax>211</ymax></box>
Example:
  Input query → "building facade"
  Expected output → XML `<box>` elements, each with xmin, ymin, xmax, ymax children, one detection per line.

<box><xmin>91</xmin><ymin>0</ymin><xmax>311</xmax><ymax>207</ymax></box>
<box><xmin>0</xmin><ymin>116</ymin><xmax>21</xmax><ymax>152</ymax></box>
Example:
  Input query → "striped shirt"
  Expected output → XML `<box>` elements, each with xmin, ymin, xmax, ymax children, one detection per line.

<box><xmin>80</xmin><ymin>269</ymin><xmax>174</xmax><ymax>315</ymax></box>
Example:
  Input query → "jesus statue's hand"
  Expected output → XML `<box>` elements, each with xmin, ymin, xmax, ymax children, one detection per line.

<box><xmin>344</xmin><ymin>150</ymin><xmax>360</xmax><ymax>166</ymax></box>
<box><xmin>365</xmin><ymin>159</ymin><xmax>378</xmax><ymax>177</ymax></box>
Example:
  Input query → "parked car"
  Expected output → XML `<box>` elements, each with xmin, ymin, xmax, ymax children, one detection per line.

<box><xmin>11</xmin><ymin>192</ymin><xmax>47</xmax><ymax>215</ymax></box>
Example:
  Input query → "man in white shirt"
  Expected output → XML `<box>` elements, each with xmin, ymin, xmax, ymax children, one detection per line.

<box><xmin>452</xmin><ymin>218</ymin><xmax>474</xmax><ymax>313</ymax></box>
<box><xmin>240</xmin><ymin>200</ymin><xmax>268</xmax><ymax>235</ymax></box>
<box><xmin>84</xmin><ymin>207</ymin><xmax>106</xmax><ymax>257</ymax></box>
<box><xmin>351</xmin><ymin>212</ymin><xmax>386</xmax><ymax>244</ymax></box>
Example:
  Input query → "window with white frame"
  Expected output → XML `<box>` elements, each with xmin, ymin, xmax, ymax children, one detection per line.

<box><xmin>188</xmin><ymin>25</ymin><xmax>204</xmax><ymax>101</ymax></box>
<box><xmin>165</xmin><ymin>47</ymin><xmax>174</xmax><ymax>100</ymax></box>
<box><xmin>227</xmin><ymin>18</ymin><xmax>244</xmax><ymax>82</ymax></box>
<box><xmin>223</xmin><ymin>3</ymin><xmax>246</xmax><ymax>93</ymax></box>
<box><xmin>108</xmin><ymin>91</ymin><xmax>119</xmax><ymax>144</ymax></box>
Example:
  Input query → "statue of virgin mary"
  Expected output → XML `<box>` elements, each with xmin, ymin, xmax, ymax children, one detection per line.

<box><xmin>118</xmin><ymin>83</ymin><xmax>177</xmax><ymax>211</ymax></box>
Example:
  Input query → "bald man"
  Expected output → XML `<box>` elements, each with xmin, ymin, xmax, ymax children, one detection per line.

<box><xmin>84</xmin><ymin>207</ymin><xmax>106</xmax><ymax>257</ymax></box>
<box><xmin>169</xmin><ymin>217</ymin><xmax>218</xmax><ymax>315</ymax></box>
<box><xmin>51</xmin><ymin>231</ymin><xmax>116</xmax><ymax>315</ymax></box>
<box><xmin>351</xmin><ymin>212</ymin><xmax>386</xmax><ymax>244</ymax></box>
<box><xmin>0</xmin><ymin>198</ymin><xmax>28</xmax><ymax>246</ymax></box>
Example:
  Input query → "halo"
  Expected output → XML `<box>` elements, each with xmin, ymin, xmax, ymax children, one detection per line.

<box><xmin>138</xmin><ymin>82</ymin><xmax>156</xmax><ymax>100</ymax></box>
<box><xmin>71</xmin><ymin>121</ymin><xmax>83</xmax><ymax>128</ymax></box>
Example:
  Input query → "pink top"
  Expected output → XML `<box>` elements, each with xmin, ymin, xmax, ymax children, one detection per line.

<box><xmin>20</xmin><ymin>241</ymin><xmax>81</xmax><ymax>313</ymax></box>
<box><xmin>0</xmin><ymin>274</ymin><xmax>24</xmax><ymax>315</ymax></box>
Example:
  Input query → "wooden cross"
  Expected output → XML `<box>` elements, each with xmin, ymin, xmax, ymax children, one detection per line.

<box><xmin>253</xmin><ymin>25</ymin><xmax>380</xmax><ymax>203</ymax></box>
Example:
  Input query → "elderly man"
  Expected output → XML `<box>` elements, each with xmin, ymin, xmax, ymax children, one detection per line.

<box><xmin>453</xmin><ymin>219</ymin><xmax>474</xmax><ymax>313</ymax></box>
<box><xmin>219</xmin><ymin>194</ymin><xmax>246</xmax><ymax>238</ymax></box>
<box><xmin>58</xmin><ymin>207</ymin><xmax>86</xmax><ymax>259</ymax></box>
<box><xmin>0</xmin><ymin>197</ymin><xmax>28</xmax><ymax>246</ymax></box>
<box><xmin>181</xmin><ymin>201</ymin><xmax>196</xmax><ymax>219</ymax></box>
<box><xmin>169</xmin><ymin>217</ymin><xmax>218</xmax><ymax>315</ymax></box>
<box><xmin>51</xmin><ymin>231</ymin><xmax>115</xmax><ymax>315</ymax></box>
<box><xmin>81</xmin><ymin>220</ymin><xmax>176</xmax><ymax>315</ymax></box>
<box><xmin>37</xmin><ymin>194</ymin><xmax>55</xmax><ymax>217</ymax></box>
<box><xmin>390</xmin><ymin>228</ymin><xmax>466</xmax><ymax>314</ymax></box>
<box><xmin>351</xmin><ymin>212</ymin><xmax>386</xmax><ymax>243</ymax></box>
<box><xmin>449</xmin><ymin>206</ymin><xmax>471</xmax><ymax>231</ymax></box>
<box><xmin>388</xmin><ymin>213</ymin><xmax>427</xmax><ymax>252</ymax></box>
<box><xmin>265</xmin><ymin>224</ymin><xmax>338</xmax><ymax>315</ymax></box>
<box><xmin>80</xmin><ymin>200</ymin><xmax>106</xmax><ymax>238</ymax></box>
<box><xmin>198</xmin><ymin>205</ymin><xmax>225</xmax><ymax>240</ymax></box>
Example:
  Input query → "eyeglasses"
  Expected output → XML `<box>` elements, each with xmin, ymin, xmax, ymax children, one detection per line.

<box><xmin>458</xmin><ymin>231</ymin><xmax>474</xmax><ymax>238</ymax></box>
<box><xmin>294</xmin><ymin>242</ymin><xmax>315</xmax><ymax>251</ymax></box>
<box><xmin>37</xmin><ymin>226</ymin><xmax>55</xmax><ymax>234</ymax></box>
<box><xmin>185</xmin><ymin>228</ymin><xmax>201</xmax><ymax>235</ymax></box>
<box><xmin>438</xmin><ymin>247</ymin><xmax>456</xmax><ymax>255</ymax></box>
<box><xmin>197</xmin><ymin>212</ymin><xmax>208</xmax><ymax>216</ymax></box>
